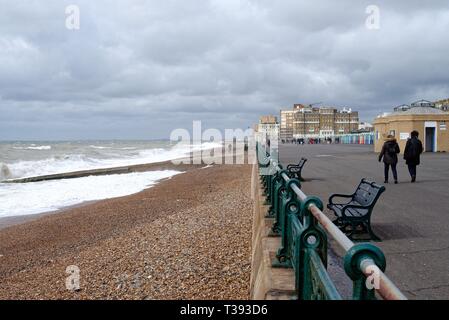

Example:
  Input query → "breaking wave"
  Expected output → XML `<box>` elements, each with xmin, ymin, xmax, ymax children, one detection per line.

<box><xmin>13</xmin><ymin>145</ymin><xmax>52</xmax><ymax>150</ymax></box>
<box><xmin>0</xmin><ymin>141</ymin><xmax>222</xmax><ymax>217</ymax></box>
<box><xmin>2</xmin><ymin>142</ymin><xmax>222</xmax><ymax>179</ymax></box>
<box><xmin>0</xmin><ymin>170</ymin><xmax>183</xmax><ymax>217</ymax></box>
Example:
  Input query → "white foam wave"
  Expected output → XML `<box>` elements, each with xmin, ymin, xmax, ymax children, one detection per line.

<box><xmin>6</xmin><ymin>155</ymin><xmax>102</xmax><ymax>179</ymax></box>
<box><xmin>0</xmin><ymin>170</ymin><xmax>182</xmax><ymax>218</ymax></box>
<box><xmin>89</xmin><ymin>145</ymin><xmax>113</xmax><ymax>149</ymax></box>
<box><xmin>13</xmin><ymin>145</ymin><xmax>52</xmax><ymax>150</ymax></box>
<box><xmin>4</xmin><ymin>142</ymin><xmax>222</xmax><ymax>179</ymax></box>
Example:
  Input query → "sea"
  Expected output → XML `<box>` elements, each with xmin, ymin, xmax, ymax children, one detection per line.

<box><xmin>0</xmin><ymin>140</ymin><xmax>219</xmax><ymax>218</ymax></box>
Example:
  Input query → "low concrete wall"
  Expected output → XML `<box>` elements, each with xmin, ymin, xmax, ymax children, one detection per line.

<box><xmin>249</xmin><ymin>164</ymin><xmax>296</xmax><ymax>300</ymax></box>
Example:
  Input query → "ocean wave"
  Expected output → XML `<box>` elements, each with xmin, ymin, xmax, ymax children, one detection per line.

<box><xmin>28</xmin><ymin>146</ymin><xmax>52</xmax><ymax>150</ymax></box>
<box><xmin>0</xmin><ymin>170</ymin><xmax>183</xmax><ymax>217</ymax></box>
<box><xmin>3</xmin><ymin>142</ymin><xmax>221</xmax><ymax>179</ymax></box>
<box><xmin>89</xmin><ymin>145</ymin><xmax>138</xmax><ymax>150</ymax></box>
<box><xmin>5</xmin><ymin>155</ymin><xmax>101</xmax><ymax>179</ymax></box>
<box><xmin>13</xmin><ymin>145</ymin><xmax>52</xmax><ymax>150</ymax></box>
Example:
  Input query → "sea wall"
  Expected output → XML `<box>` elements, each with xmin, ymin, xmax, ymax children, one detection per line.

<box><xmin>249</xmin><ymin>164</ymin><xmax>296</xmax><ymax>300</ymax></box>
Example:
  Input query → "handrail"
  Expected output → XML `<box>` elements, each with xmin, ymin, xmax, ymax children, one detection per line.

<box><xmin>310</xmin><ymin>201</ymin><xmax>406</xmax><ymax>300</ymax></box>
<box><xmin>278</xmin><ymin>162</ymin><xmax>406</xmax><ymax>300</ymax></box>
<box><xmin>276</xmin><ymin>166</ymin><xmax>407</xmax><ymax>300</ymax></box>
<box><xmin>259</xmin><ymin>144</ymin><xmax>407</xmax><ymax>300</ymax></box>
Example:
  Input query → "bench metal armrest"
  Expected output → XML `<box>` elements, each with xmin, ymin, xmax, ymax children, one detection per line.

<box><xmin>287</xmin><ymin>158</ymin><xmax>307</xmax><ymax>170</ymax></box>
<box><xmin>328</xmin><ymin>193</ymin><xmax>354</xmax><ymax>205</ymax></box>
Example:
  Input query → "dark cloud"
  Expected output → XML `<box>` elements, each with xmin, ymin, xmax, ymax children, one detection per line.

<box><xmin>1</xmin><ymin>0</ymin><xmax>449</xmax><ymax>140</ymax></box>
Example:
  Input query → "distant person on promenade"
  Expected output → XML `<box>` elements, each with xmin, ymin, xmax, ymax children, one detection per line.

<box><xmin>404</xmin><ymin>130</ymin><xmax>423</xmax><ymax>183</ymax></box>
<box><xmin>378</xmin><ymin>134</ymin><xmax>400</xmax><ymax>184</ymax></box>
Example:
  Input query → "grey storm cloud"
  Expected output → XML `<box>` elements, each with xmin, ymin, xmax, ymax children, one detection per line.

<box><xmin>1</xmin><ymin>0</ymin><xmax>449</xmax><ymax>140</ymax></box>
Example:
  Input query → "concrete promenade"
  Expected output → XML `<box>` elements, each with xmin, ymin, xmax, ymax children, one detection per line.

<box><xmin>279</xmin><ymin>143</ymin><xmax>449</xmax><ymax>299</ymax></box>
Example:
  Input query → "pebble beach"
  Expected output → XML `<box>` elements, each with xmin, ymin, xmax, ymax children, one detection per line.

<box><xmin>0</xmin><ymin>163</ymin><xmax>253</xmax><ymax>300</ymax></box>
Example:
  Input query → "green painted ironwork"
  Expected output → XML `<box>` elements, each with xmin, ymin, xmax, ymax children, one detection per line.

<box><xmin>256</xmin><ymin>142</ymin><xmax>405</xmax><ymax>300</ymax></box>
<box><xmin>344</xmin><ymin>243</ymin><xmax>386</xmax><ymax>300</ymax></box>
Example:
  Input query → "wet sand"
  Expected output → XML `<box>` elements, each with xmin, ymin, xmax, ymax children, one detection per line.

<box><xmin>0</xmin><ymin>162</ymin><xmax>253</xmax><ymax>300</ymax></box>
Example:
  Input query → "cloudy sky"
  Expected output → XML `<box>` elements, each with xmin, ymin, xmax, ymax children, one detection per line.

<box><xmin>1</xmin><ymin>0</ymin><xmax>449</xmax><ymax>140</ymax></box>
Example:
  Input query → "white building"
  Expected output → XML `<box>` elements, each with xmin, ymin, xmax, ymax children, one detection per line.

<box><xmin>358</xmin><ymin>122</ymin><xmax>373</xmax><ymax>131</ymax></box>
<box><xmin>257</xmin><ymin>115</ymin><xmax>280</xmax><ymax>144</ymax></box>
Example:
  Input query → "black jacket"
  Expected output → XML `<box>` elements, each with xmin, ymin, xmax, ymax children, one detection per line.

<box><xmin>404</xmin><ymin>137</ymin><xmax>423</xmax><ymax>166</ymax></box>
<box><xmin>379</xmin><ymin>138</ymin><xmax>400</xmax><ymax>164</ymax></box>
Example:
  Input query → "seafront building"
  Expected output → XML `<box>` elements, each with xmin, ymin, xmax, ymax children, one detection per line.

<box><xmin>434</xmin><ymin>98</ymin><xmax>449</xmax><ymax>111</ymax></box>
<box><xmin>280</xmin><ymin>104</ymin><xmax>359</xmax><ymax>140</ymax></box>
<box><xmin>257</xmin><ymin>115</ymin><xmax>280</xmax><ymax>143</ymax></box>
<box><xmin>358</xmin><ymin>122</ymin><xmax>374</xmax><ymax>132</ymax></box>
<box><xmin>374</xmin><ymin>100</ymin><xmax>449</xmax><ymax>153</ymax></box>
<box><xmin>280</xmin><ymin>110</ymin><xmax>295</xmax><ymax>141</ymax></box>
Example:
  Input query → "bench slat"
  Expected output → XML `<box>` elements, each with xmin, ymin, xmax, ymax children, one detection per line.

<box><xmin>327</xmin><ymin>178</ymin><xmax>385</xmax><ymax>240</ymax></box>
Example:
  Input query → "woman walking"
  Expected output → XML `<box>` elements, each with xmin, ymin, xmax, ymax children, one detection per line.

<box><xmin>378</xmin><ymin>135</ymin><xmax>400</xmax><ymax>184</ymax></box>
<box><xmin>404</xmin><ymin>130</ymin><xmax>423</xmax><ymax>183</ymax></box>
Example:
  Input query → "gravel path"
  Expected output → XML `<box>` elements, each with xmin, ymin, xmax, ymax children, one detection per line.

<box><xmin>0</xmin><ymin>164</ymin><xmax>253</xmax><ymax>299</ymax></box>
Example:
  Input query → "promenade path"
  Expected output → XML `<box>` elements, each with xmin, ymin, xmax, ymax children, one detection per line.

<box><xmin>279</xmin><ymin>143</ymin><xmax>449</xmax><ymax>299</ymax></box>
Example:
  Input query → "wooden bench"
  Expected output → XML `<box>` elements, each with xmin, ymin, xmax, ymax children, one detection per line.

<box><xmin>287</xmin><ymin>158</ymin><xmax>307</xmax><ymax>181</ymax></box>
<box><xmin>327</xmin><ymin>179</ymin><xmax>385</xmax><ymax>241</ymax></box>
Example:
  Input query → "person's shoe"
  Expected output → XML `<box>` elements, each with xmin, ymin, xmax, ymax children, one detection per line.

<box><xmin>411</xmin><ymin>176</ymin><xmax>416</xmax><ymax>183</ymax></box>
<box><xmin>384</xmin><ymin>180</ymin><xmax>388</xmax><ymax>184</ymax></box>
<box><xmin>394</xmin><ymin>180</ymin><xmax>398</xmax><ymax>184</ymax></box>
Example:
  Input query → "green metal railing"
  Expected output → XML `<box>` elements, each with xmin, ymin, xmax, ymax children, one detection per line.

<box><xmin>257</xmin><ymin>143</ymin><xmax>407</xmax><ymax>300</ymax></box>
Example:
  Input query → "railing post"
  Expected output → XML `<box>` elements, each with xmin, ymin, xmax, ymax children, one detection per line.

<box><xmin>344</xmin><ymin>243</ymin><xmax>387</xmax><ymax>300</ymax></box>
<box><xmin>263</xmin><ymin>173</ymin><xmax>272</xmax><ymax>205</ymax></box>
<box><xmin>269</xmin><ymin>169</ymin><xmax>288</xmax><ymax>233</ymax></box>
<box><xmin>257</xmin><ymin>149</ymin><xmax>271</xmax><ymax>200</ymax></box>
<box><xmin>264</xmin><ymin>161</ymin><xmax>277</xmax><ymax>205</ymax></box>
<box><xmin>260</xmin><ymin>158</ymin><xmax>268</xmax><ymax>198</ymax></box>
<box><xmin>273</xmin><ymin>178</ymin><xmax>301</xmax><ymax>268</ymax></box>
<box><xmin>266</xmin><ymin>171</ymin><xmax>277</xmax><ymax>216</ymax></box>
<box><xmin>296</xmin><ymin>196</ymin><xmax>330</xmax><ymax>299</ymax></box>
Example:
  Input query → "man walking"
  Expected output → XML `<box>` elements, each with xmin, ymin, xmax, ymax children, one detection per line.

<box><xmin>404</xmin><ymin>130</ymin><xmax>423</xmax><ymax>183</ymax></box>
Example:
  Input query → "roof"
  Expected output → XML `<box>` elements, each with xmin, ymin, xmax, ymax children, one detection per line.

<box><xmin>391</xmin><ymin>106</ymin><xmax>446</xmax><ymax>115</ymax></box>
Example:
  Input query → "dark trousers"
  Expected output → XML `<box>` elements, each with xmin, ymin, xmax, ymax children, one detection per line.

<box><xmin>384</xmin><ymin>163</ymin><xmax>398</xmax><ymax>182</ymax></box>
<box><xmin>408</xmin><ymin>164</ymin><xmax>417</xmax><ymax>178</ymax></box>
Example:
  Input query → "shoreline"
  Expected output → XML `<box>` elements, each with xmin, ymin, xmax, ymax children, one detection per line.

<box><xmin>0</xmin><ymin>170</ymin><xmax>194</xmax><ymax>231</ymax></box>
<box><xmin>0</xmin><ymin>146</ymin><xmax>247</xmax><ymax>226</ymax></box>
<box><xmin>0</xmin><ymin>158</ymin><xmax>201</xmax><ymax>229</ymax></box>
<box><xmin>2</xmin><ymin>155</ymin><xmax>193</xmax><ymax>183</ymax></box>
<box><xmin>0</xmin><ymin>162</ymin><xmax>253</xmax><ymax>299</ymax></box>
<box><xmin>0</xmin><ymin>200</ymin><xmax>100</xmax><ymax>231</ymax></box>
